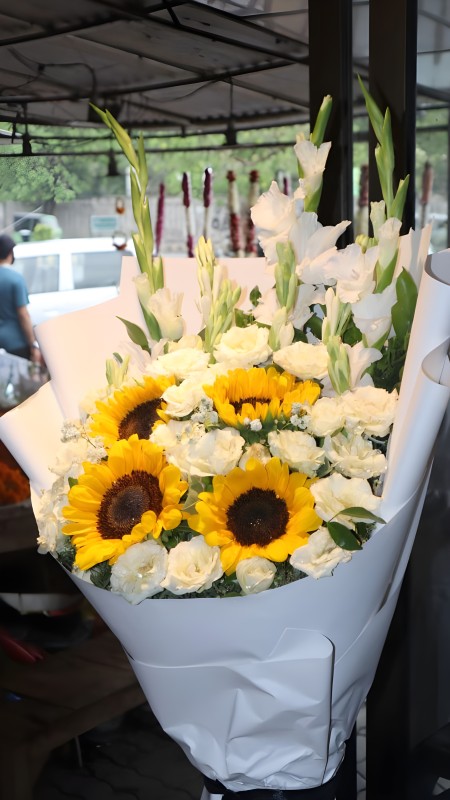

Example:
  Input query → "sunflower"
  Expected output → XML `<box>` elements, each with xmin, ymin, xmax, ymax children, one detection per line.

<box><xmin>62</xmin><ymin>435</ymin><xmax>188</xmax><ymax>571</ymax></box>
<box><xmin>188</xmin><ymin>456</ymin><xmax>321</xmax><ymax>574</ymax></box>
<box><xmin>204</xmin><ymin>366</ymin><xmax>320</xmax><ymax>430</ymax></box>
<box><xmin>88</xmin><ymin>375</ymin><xmax>175</xmax><ymax>447</ymax></box>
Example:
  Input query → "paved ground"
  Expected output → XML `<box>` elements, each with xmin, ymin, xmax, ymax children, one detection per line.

<box><xmin>34</xmin><ymin>702</ymin><xmax>204</xmax><ymax>800</ymax></box>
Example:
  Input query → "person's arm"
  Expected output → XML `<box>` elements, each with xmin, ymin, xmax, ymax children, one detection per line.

<box><xmin>16</xmin><ymin>305</ymin><xmax>43</xmax><ymax>364</ymax></box>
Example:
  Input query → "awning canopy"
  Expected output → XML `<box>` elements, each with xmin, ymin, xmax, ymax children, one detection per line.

<box><xmin>0</xmin><ymin>0</ymin><xmax>448</xmax><ymax>138</ymax></box>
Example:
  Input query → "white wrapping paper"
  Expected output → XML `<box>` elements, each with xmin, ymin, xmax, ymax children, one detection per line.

<box><xmin>0</xmin><ymin>253</ymin><xmax>449</xmax><ymax>795</ymax></box>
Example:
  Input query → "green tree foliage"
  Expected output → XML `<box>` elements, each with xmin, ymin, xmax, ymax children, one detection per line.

<box><xmin>0</xmin><ymin>123</ymin><xmax>308</xmax><ymax>207</ymax></box>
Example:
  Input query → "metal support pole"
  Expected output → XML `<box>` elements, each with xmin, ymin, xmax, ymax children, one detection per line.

<box><xmin>366</xmin><ymin>5</ymin><xmax>418</xmax><ymax>796</ymax></box>
<box><xmin>368</xmin><ymin>0</ymin><xmax>418</xmax><ymax>233</ymax></box>
<box><xmin>308</xmin><ymin>0</ymin><xmax>353</xmax><ymax>243</ymax></box>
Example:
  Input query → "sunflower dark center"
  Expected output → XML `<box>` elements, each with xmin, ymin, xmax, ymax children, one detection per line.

<box><xmin>226</xmin><ymin>488</ymin><xmax>289</xmax><ymax>547</ymax></box>
<box><xmin>231</xmin><ymin>396</ymin><xmax>271</xmax><ymax>413</ymax></box>
<box><xmin>118</xmin><ymin>399</ymin><xmax>161</xmax><ymax>440</ymax></box>
<box><xmin>97</xmin><ymin>470</ymin><xmax>162</xmax><ymax>539</ymax></box>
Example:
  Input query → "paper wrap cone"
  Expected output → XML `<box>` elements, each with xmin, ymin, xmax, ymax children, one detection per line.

<box><xmin>0</xmin><ymin>253</ymin><xmax>449</xmax><ymax>793</ymax></box>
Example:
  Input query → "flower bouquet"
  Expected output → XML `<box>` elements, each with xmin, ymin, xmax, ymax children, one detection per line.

<box><xmin>1</xmin><ymin>85</ymin><xmax>449</xmax><ymax>797</ymax></box>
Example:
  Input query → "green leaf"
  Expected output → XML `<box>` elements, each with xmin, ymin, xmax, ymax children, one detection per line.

<box><xmin>104</xmin><ymin>111</ymin><xmax>139</xmax><ymax>172</ymax></box>
<box><xmin>357</xmin><ymin>76</ymin><xmax>384</xmax><ymax>143</ymax></box>
<box><xmin>68</xmin><ymin>476</ymin><xmax>78</xmax><ymax>489</ymax></box>
<box><xmin>235</xmin><ymin>309</ymin><xmax>255</xmax><ymax>328</ymax></box>
<box><xmin>391</xmin><ymin>268</ymin><xmax>417</xmax><ymax>342</ymax></box>
<box><xmin>90</xmin><ymin>561</ymin><xmax>112</xmax><ymax>590</ymax></box>
<box><xmin>327</xmin><ymin>521</ymin><xmax>362</xmax><ymax>551</ymax></box>
<box><xmin>375</xmin><ymin>251</ymin><xmax>398</xmax><ymax>293</ymax></box>
<box><xmin>339</xmin><ymin>506</ymin><xmax>386</xmax><ymax>524</ymax></box>
<box><xmin>57</xmin><ymin>541</ymin><xmax>76</xmax><ymax>571</ymax></box>
<box><xmin>390</xmin><ymin>175</ymin><xmax>410</xmax><ymax>223</ymax></box>
<box><xmin>306</xmin><ymin>313</ymin><xmax>323</xmax><ymax>340</ymax></box>
<box><xmin>140</xmin><ymin>307</ymin><xmax>162</xmax><ymax>342</ymax></box>
<box><xmin>249</xmin><ymin>285</ymin><xmax>262</xmax><ymax>307</ymax></box>
<box><xmin>310</xmin><ymin>94</ymin><xmax>333</xmax><ymax>147</ymax></box>
<box><xmin>117</xmin><ymin>316</ymin><xmax>151</xmax><ymax>352</ymax></box>
<box><xmin>137</xmin><ymin>133</ymin><xmax>149</xmax><ymax>196</ymax></box>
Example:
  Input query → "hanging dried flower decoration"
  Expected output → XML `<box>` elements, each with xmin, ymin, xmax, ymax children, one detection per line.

<box><xmin>181</xmin><ymin>172</ymin><xmax>195</xmax><ymax>257</ymax></box>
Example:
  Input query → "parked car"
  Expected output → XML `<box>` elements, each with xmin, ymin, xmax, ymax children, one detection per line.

<box><xmin>12</xmin><ymin>238</ymin><xmax>133</xmax><ymax>327</ymax></box>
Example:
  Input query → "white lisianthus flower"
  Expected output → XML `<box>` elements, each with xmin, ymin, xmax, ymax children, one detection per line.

<box><xmin>161</xmin><ymin>537</ymin><xmax>223</xmax><ymax>595</ymax></box>
<box><xmin>341</xmin><ymin>385</ymin><xmax>398</xmax><ymax>437</ymax></box>
<box><xmin>162</xmin><ymin>378</ymin><xmax>210</xmax><ymax>418</ymax></box>
<box><xmin>150</xmin><ymin>419</ymin><xmax>202</xmax><ymax>450</ymax></box>
<box><xmin>134</xmin><ymin>280</ymin><xmax>184</xmax><ymax>341</ymax></box>
<box><xmin>171</xmin><ymin>428</ymin><xmax>245</xmax><ymax>478</ymax></box>
<box><xmin>331</xmin><ymin>242</ymin><xmax>377</xmax><ymax>303</ymax></box>
<box><xmin>238</xmin><ymin>443</ymin><xmax>271</xmax><ymax>469</ymax></box>
<box><xmin>294</xmin><ymin>137</ymin><xmax>331</xmax><ymax>199</ymax></box>
<box><xmin>213</xmin><ymin>324</ymin><xmax>272</xmax><ymax>368</ymax></box>
<box><xmin>351</xmin><ymin>282</ymin><xmax>397</xmax><ymax>346</ymax></box>
<box><xmin>323</xmin><ymin>432</ymin><xmax>387</xmax><ymax>478</ymax></box>
<box><xmin>236</xmin><ymin>557</ymin><xmax>277</xmax><ymax>595</ymax></box>
<box><xmin>146</xmin><ymin>347</ymin><xmax>211</xmax><ymax>380</ymax></box>
<box><xmin>272</xmin><ymin>341</ymin><xmax>329</xmax><ymax>380</ymax></box>
<box><xmin>304</xmin><ymin>396</ymin><xmax>346</xmax><ymax>437</ymax></box>
<box><xmin>250</xmin><ymin>181</ymin><xmax>297</xmax><ymax>266</ymax></box>
<box><xmin>310</xmin><ymin>473</ymin><xmax>381</xmax><ymax>530</ymax></box>
<box><xmin>268</xmin><ymin>430</ymin><xmax>325</xmax><ymax>476</ymax></box>
<box><xmin>110</xmin><ymin>540</ymin><xmax>168</xmax><ymax>604</ymax></box>
<box><xmin>290</xmin><ymin>527</ymin><xmax>352</xmax><ymax>578</ymax></box>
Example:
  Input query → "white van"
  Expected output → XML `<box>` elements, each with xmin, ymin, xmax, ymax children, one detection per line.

<box><xmin>12</xmin><ymin>238</ymin><xmax>133</xmax><ymax>327</ymax></box>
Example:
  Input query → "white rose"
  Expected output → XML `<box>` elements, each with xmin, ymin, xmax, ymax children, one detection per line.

<box><xmin>272</xmin><ymin>341</ymin><xmax>329</xmax><ymax>380</ymax></box>
<box><xmin>147</xmin><ymin>347</ymin><xmax>211</xmax><ymax>380</ymax></box>
<box><xmin>239</xmin><ymin>443</ymin><xmax>271</xmax><ymax>469</ymax></box>
<box><xmin>150</xmin><ymin>419</ymin><xmax>198</xmax><ymax>449</ymax></box>
<box><xmin>162</xmin><ymin>378</ymin><xmax>209</xmax><ymax>418</ymax></box>
<box><xmin>236</xmin><ymin>557</ymin><xmax>276</xmax><ymax>595</ymax></box>
<box><xmin>110</xmin><ymin>540</ymin><xmax>168</xmax><ymax>604</ymax></box>
<box><xmin>305</xmin><ymin>396</ymin><xmax>346</xmax><ymax>437</ymax></box>
<box><xmin>268</xmin><ymin>430</ymin><xmax>325</xmax><ymax>476</ymax></box>
<box><xmin>310</xmin><ymin>473</ymin><xmax>381</xmax><ymax>530</ymax></box>
<box><xmin>134</xmin><ymin>280</ymin><xmax>184</xmax><ymax>341</ymax></box>
<box><xmin>323</xmin><ymin>432</ymin><xmax>387</xmax><ymax>479</ymax></box>
<box><xmin>161</xmin><ymin>537</ymin><xmax>223</xmax><ymax>595</ymax></box>
<box><xmin>341</xmin><ymin>385</ymin><xmax>398</xmax><ymax>437</ymax></box>
<box><xmin>290</xmin><ymin>527</ymin><xmax>352</xmax><ymax>578</ymax></box>
<box><xmin>173</xmin><ymin>428</ymin><xmax>245</xmax><ymax>478</ymax></box>
<box><xmin>213</xmin><ymin>324</ymin><xmax>272</xmax><ymax>368</ymax></box>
